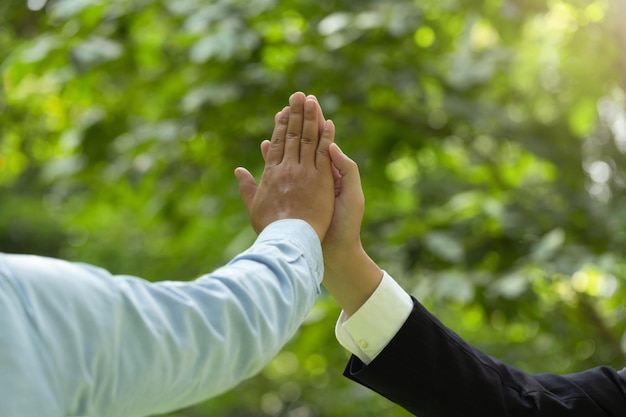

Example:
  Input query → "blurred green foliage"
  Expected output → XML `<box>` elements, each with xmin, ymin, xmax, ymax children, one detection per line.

<box><xmin>2</xmin><ymin>0</ymin><xmax>626</xmax><ymax>416</ymax></box>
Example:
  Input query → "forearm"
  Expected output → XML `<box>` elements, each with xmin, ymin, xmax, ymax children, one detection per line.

<box><xmin>105</xmin><ymin>220</ymin><xmax>323</xmax><ymax>415</ymax></box>
<box><xmin>0</xmin><ymin>219</ymin><xmax>323</xmax><ymax>417</ymax></box>
<box><xmin>335</xmin><ymin>271</ymin><xmax>413</xmax><ymax>364</ymax></box>
<box><xmin>322</xmin><ymin>246</ymin><xmax>382</xmax><ymax>316</ymax></box>
<box><xmin>345</xmin><ymin>298</ymin><xmax>626</xmax><ymax>417</ymax></box>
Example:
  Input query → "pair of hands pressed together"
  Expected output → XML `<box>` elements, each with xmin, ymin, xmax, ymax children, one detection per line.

<box><xmin>235</xmin><ymin>92</ymin><xmax>382</xmax><ymax>315</ymax></box>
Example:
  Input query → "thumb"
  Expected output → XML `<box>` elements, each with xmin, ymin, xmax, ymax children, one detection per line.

<box><xmin>234</xmin><ymin>167</ymin><xmax>257</xmax><ymax>212</ymax></box>
<box><xmin>329</xmin><ymin>143</ymin><xmax>361</xmax><ymax>193</ymax></box>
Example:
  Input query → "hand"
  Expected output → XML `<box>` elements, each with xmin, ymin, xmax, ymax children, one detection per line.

<box><xmin>235</xmin><ymin>92</ymin><xmax>335</xmax><ymax>241</ymax></box>
<box><xmin>322</xmin><ymin>143</ymin><xmax>383</xmax><ymax>316</ymax></box>
<box><xmin>257</xmin><ymin>96</ymin><xmax>382</xmax><ymax>315</ymax></box>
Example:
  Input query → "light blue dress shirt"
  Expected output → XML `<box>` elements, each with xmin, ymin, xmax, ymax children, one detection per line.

<box><xmin>0</xmin><ymin>219</ymin><xmax>323</xmax><ymax>417</ymax></box>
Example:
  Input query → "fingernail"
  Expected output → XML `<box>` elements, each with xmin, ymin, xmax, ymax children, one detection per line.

<box><xmin>325</xmin><ymin>119</ymin><xmax>334</xmax><ymax>129</ymax></box>
<box><xmin>290</xmin><ymin>92</ymin><xmax>305</xmax><ymax>103</ymax></box>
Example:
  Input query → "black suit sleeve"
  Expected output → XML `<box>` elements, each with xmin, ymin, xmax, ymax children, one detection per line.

<box><xmin>344</xmin><ymin>298</ymin><xmax>626</xmax><ymax>417</ymax></box>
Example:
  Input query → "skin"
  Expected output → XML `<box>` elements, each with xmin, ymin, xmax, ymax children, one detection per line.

<box><xmin>234</xmin><ymin>92</ymin><xmax>335</xmax><ymax>242</ymax></box>
<box><xmin>321</xmin><ymin>143</ymin><xmax>382</xmax><ymax>316</ymax></box>
<box><xmin>257</xmin><ymin>94</ymin><xmax>382</xmax><ymax>316</ymax></box>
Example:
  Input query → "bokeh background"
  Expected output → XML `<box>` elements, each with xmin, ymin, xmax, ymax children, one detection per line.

<box><xmin>2</xmin><ymin>0</ymin><xmax>626</xmax><ymax>416</ymax></box>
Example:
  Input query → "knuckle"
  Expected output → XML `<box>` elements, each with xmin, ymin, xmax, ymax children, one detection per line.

<box><xmin>316</xmin><ymin>146</ymin><xmax>330</xmax><ymax>157</ymax></box>
<box><xmin>304</xmin><ymin>108</ymin><xmax>316</xmax><ymax>120</ymax></box>
<box><xmin>286</xmin><ymin>131</ymin><xmax>300</xmax><ymax>141</ymax></box>
<box><xmin>271</xmin><ymin>127</ymin><xmax>286</xmax><ymax>141</ymax></box>
<box><xmin>277</xmin><ymin>112</ymin><xmax>289</xmax><ymax>125</ymax></box>
<box><xmin>269</xmin><ymin>141</ymin><xmax>283</xmax><ymax>153</ymax></box>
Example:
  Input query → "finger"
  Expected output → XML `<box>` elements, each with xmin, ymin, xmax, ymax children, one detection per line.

<box><xmin>300</xmin><ymin>97</ymin><xmax>320</xmax><ymax>165</ymax></box>
<box><xmin>307</xmin><ymin>94</ymin><xmax>325</xmax><ymax>138</ymax></box>
<box><xmin>316</xmin><ymin>119</ymin><xmax>335</xmax><ymax>170</ymax></box>
<box><xmin>284</xmin><ymin>92</ymin><xmax>306</xmax><ymax>162</ymax></box>
<box><xmin>329</xmin><ymin>143</ymin><xmax>361</xmax><ymax>196</ymax></box>
<box><xmin>260</xmin><ymin>140</ymin><xmax>270</xmax><ymax>161</ymax></box>
<box><xmin>331</xmin><ymin>162</ymin><xmax>342</xmax><ymax>197</ymax></box>
<box><xmin>234</xmin><ymin>167</ymin><xmax>257</xmax><ymax>214</ymax></box>
<box><xmin>266</xmin><ymin>107</ymin><xmax>289</xmax><ymax>166</ymax></box>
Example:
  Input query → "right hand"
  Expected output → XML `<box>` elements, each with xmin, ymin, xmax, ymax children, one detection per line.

<box><xmin>235</xmin><ymin>92</ymin><xmax>336</xmax><ymax>241</ymax></box>
<box><xmin>261</xmin><ymin>106</ymin><xmax>383</xmax><ymax>316</ymax></box>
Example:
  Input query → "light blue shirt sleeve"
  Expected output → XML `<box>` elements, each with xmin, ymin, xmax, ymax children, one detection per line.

<box><xmin>0</xmin><ymin>219</ymin><xmax>323</xmax><ymax>417</ymax></box>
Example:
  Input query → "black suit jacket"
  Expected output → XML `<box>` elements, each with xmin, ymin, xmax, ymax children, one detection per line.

<box><xmin>344</xmin><ymin>298</ymin><xmax>626</xmax><ymax>416</ymax></box>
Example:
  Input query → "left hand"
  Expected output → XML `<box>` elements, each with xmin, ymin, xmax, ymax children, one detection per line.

<box><xmin>259</xmin><ymin>96</ymin><xmax>383</xmax><ymax>315</ymax></box>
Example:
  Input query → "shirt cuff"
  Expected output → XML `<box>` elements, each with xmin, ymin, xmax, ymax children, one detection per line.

<box><xmin>255</xmin><ymin>219</ymin><xmax>323</xmax><ymax>281</ymax></box>
<box><xmin>335</xmin><ymin>271</ymin><xmax>413</xmax><ymax>364</ymax></box>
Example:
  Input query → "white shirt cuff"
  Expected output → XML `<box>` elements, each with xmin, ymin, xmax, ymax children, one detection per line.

<box><xmin>335</xmin><ymin>271</ymin><xmax>413</xmax><ymax>364</ymax></box>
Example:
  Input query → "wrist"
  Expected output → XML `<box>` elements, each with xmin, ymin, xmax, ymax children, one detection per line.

<box><xmin>322</xmin><ymin>246</ymin><xmax>382</xmax><ymax>316</ymax></box>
